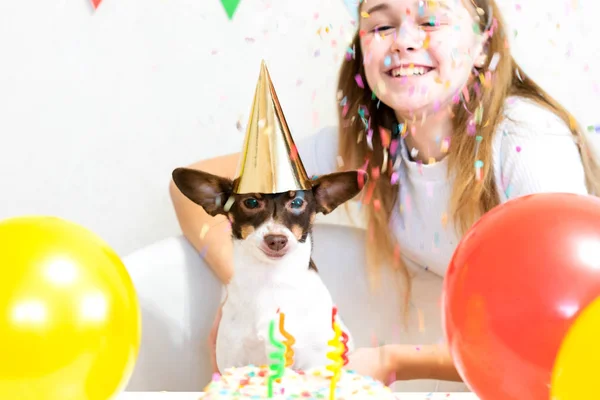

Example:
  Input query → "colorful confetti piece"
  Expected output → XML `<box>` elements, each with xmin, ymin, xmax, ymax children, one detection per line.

<box><xmin>355</xmin><ymin>74</ymin><xmax>365</xmax><ymax>88</ymax></box>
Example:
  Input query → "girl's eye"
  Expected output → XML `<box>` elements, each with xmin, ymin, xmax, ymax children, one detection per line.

<box><xmin>290</xmin><ymin>198</ymin><xmax>304</xmax><ymax>209</ymax></box>
<box><xmin>372</xmin><ymin>25</ymin><xmax>395</xmax><ymax>33</ymax></box>
<box><xmin>244</xmin><ymin>198</ymin><xmax>259</xmax><ymax>209</ymax></box>
<box><xmin>421</xmin><ymin>16</ymin><xmax>446</xmax><ymax>28</ymax></box>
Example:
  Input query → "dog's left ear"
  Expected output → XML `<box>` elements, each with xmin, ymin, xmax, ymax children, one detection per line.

<box><xmin>312</xmin><ymin>170</ymin><xmax>368</xmax><ymax>215</ymax></box>
<box><xmin>172</xmin><ymin>167</ymin><xmax>233</xmax><ymax>216</ymax></box>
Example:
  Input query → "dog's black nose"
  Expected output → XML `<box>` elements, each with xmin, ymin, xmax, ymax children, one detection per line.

<box><xmin>264</xmin><ymin>234</ymin><xmax>288</xmax><ymax>251</ymax></box>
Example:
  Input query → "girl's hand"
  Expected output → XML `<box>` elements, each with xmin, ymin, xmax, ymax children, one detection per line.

<box><xmin>344</xmin><ymin>345</ymin><xmax>397</xmax><ymax>385</ymax></box>
<box><xmin>346</xmin><ymin>344</ymin><xmax>464</xmax><ymax>384</ymax></box>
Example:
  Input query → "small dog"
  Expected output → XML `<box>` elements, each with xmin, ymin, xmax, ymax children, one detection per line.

<box><xmin>171</xmin><ymin>167</ymin><xmax>367</xmax><ymax>372</ymax></box>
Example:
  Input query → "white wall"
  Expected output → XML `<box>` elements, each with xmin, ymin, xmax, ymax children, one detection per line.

<box><xmin>1</xmin><ymin>0</ymin><xmax>599</xmax><ymax>256</ymax></box>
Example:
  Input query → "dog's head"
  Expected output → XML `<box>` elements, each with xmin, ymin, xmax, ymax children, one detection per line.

<box><xmin>172</xmin><ymin>168</ymin><xmax>367</xmax><ymax>264</ymax></box>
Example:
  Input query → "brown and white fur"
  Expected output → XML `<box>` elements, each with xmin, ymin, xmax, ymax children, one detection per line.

<box><xmin>171</xmin><ymin>167</ymin><xmax>367</xmax><ymax>372</ymax></box>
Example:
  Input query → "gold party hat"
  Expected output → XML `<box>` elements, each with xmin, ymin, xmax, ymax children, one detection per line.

<box><xmin>233</xmin><ymin>60</ymin><xmax>311</xmax><ymax>194</ymax></box>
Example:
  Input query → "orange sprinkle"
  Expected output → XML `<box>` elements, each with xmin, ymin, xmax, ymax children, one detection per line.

<box><xmin>441</xmin><ymin>212</ymin><xmax>448</xmax><ymax>227</ymax></box>
<box><xmin>379</xmin><ymin>127</ymin><xmax>391</xmax><ymax>148</ymax></box>
<box><xmin>371</xmin><ymin>166</ymin><xmax>381</xmax><ymax>180</ymax></box>
<box><xmin>363</xmin><ymin>181</ymin><xmax>376</xmax><ymax>205</ymax></box>
<box><xmin>373</xmin><ymin>199</ymin><xmax>381</xmax><ymax>212</ymax></box>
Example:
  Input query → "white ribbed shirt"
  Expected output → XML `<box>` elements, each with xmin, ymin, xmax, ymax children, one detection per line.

<box><xmin>298</xmin><ymin>96</ymin><xmax>589</xmax><ymax>278</ymax></box>
<box><xmin>295</xmin><ymin>95</ymin><xmax>591</xmax><ymax>392</ymax></box>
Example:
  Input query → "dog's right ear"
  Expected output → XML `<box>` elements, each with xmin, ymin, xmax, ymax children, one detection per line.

<box><xmin>172</xmin><ymin>168</ymin><xmax>233</xmax><ymax>217</ymax></box>
<box><xmin>312</xmin><ymin>170</ymin><xmax>368</xmax><ymax>215</ymax></box>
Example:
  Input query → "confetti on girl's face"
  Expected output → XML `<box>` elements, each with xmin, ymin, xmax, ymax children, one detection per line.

<box><xmin>359</xmin><ymin>0</ymin><xmax>489</xmax><ymax>116</ymax></box>
<box><xmin>384</xmin><ymin>55</ymin><xmax>392</xmax><ymax>67</ymax></box>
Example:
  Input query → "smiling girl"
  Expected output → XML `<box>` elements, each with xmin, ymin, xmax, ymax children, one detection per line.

<box><xmin>169</xmin><ymin>0</ymin><xmax>600</xmax><ymax>391</ymax></box>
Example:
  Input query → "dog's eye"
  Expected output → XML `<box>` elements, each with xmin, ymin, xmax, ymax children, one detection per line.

<box><xmin>290</xmin><ymin>198</ymin><xmax>304</xmax><ymax>209</ymax></box>
<box><xmin>243</xmin><ymin>198</ymin><xmax>259</xmax><ymax>209</ymax></box>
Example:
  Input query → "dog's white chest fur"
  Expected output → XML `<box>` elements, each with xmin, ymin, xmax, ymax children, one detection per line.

<box><xmin>216</xmin><ymin>238</ymin><xmax>354</xmax><ymax>372</ymax></box>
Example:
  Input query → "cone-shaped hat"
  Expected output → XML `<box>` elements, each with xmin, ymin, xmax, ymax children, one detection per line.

<box><xmin>233</xmin><ymin>60</ymin><xmax>311</xmax><ymax>194</ymax></box>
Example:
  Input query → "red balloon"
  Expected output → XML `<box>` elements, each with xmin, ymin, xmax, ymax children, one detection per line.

<box><xmin>442</xmin><ymin>193</ymin><xmax>600</xmax><ymax>400</ymax></box>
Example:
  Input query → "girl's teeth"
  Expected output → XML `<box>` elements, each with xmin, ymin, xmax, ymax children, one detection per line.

<box><xmin>391</xmin><ymin>67</ymin><xmax>427</xmax><ymax>77</ymax></box>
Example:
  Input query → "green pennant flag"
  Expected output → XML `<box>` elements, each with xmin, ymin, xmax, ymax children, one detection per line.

<box><xmin>221</xmin><ymin>0</ymin><xmax>241</xmax><ymax>20</ymax></box>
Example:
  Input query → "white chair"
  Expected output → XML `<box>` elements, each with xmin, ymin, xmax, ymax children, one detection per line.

<box><xmin>122</xmin><ymin>223</ymin><xmax>470</xmax><ymax>393</ymax></box>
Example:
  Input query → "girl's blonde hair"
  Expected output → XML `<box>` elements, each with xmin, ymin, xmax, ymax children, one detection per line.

<box><xmin>336</xmin><ymin>0</ymin><xmax>600</xmax><ymax>319</ymax></box>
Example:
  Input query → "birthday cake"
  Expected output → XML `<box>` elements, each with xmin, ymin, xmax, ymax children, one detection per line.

<box><xmin>201</xmin><ymin>365</ymin><xmax>396</xmax><ymax>399</ymax></box>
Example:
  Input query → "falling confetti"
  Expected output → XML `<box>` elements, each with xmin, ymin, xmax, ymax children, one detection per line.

<box><xmin>373</xmin><ymin>199</ymin><xmax>381</xmax><ymax>211</ymax></box>
<box><xmin>587</xmin><ymin>125</ymin><xmax>600</xmax><ymax>133</ymax></box>
<box><xmin>475</xmin><ymin>160</ymin><xmax>484</xmax><ymax>181</ymax></box>
<box><xmin>355</xmin><ymin>74</ymin><xmax>365</xmax><ymax>88</ymax></box>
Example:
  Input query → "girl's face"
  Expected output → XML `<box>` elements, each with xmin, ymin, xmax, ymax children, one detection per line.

<box><xmin>359</xmin><ymin>0</ymin><xmax>488</xmax><ymax>117</ymax></box>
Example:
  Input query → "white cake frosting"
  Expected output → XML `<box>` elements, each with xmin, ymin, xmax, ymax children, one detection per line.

<box><xmin>202</xmin><ymin>364</ymin><xmax>396</xmax><ymax>399</ymax></box>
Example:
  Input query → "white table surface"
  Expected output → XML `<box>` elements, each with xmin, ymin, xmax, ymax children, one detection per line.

<box><xmin>118</xmin><ymin>393</ymin><xmax>478</xmax><ymax>399</ymax></box>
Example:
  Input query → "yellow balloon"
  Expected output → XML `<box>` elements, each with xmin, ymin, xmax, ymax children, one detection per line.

<box><xmin>0</xmin><ymin>216</ymin><xmax>141</xmax><ymax>400</ymax></box>
<box><xmin>551</xmin><ymin>295</ymin><xmax>600</xmax><ymax>399</ymax></box>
